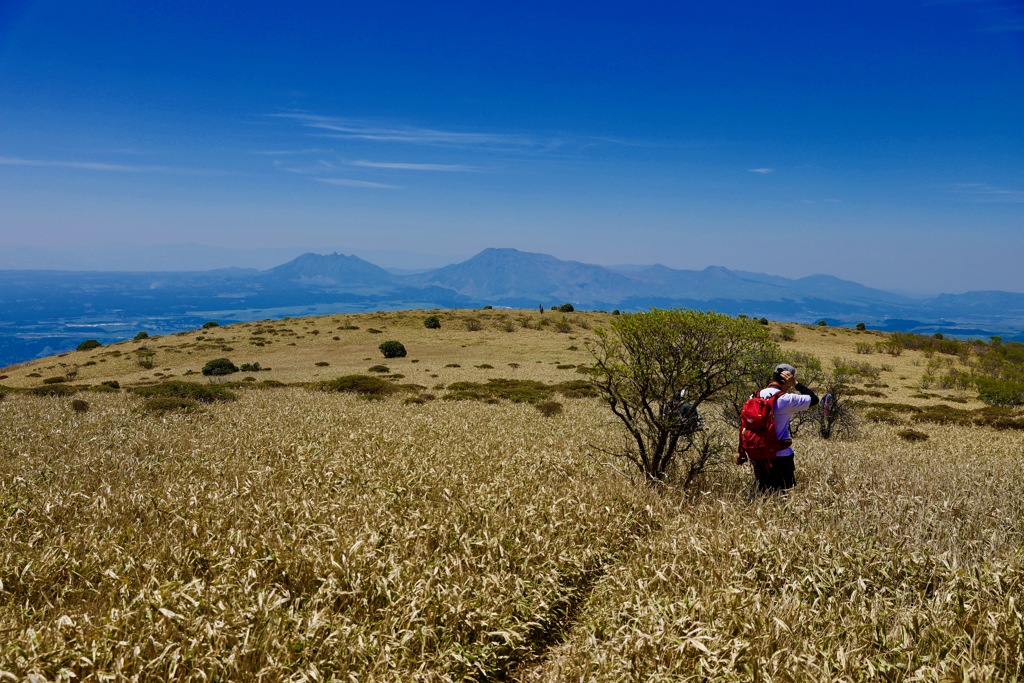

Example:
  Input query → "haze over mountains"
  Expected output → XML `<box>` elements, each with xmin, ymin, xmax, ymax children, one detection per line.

<box><xmin>2</xmin><ymin>248</ymin><xmax>1022</xmax><ymax>367</ymax></box>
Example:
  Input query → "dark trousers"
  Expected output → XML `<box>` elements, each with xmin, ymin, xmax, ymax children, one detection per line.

<box><xmin>753</xmin><ymin>456</ymin><xmax>796</xmax><ymax>493</ymax></box>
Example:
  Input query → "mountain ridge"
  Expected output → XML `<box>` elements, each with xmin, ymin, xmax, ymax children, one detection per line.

<box><xmin>1</xmin><ymin>247</ymin><xmax>1023</xmax><ymax>367</ymax></box>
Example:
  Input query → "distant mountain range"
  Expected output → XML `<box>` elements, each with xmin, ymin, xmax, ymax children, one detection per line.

<box><xmin>1</xmin><ymin>247</ymin><xmax>1022</xmax><ymax>367</ymax></box>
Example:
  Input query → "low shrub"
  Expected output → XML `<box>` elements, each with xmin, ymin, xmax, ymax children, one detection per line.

<box><xmin>319</xmin><ymin>375</ymin><xmax>401</xmax><ymax>396</ymax></box>
<box><xmin>315</xmin><ymin>361</ymin><xmax>330</xmax><ymax>367</ymax></box>
<box><xmin>202</xmin><ymin>321</ymin><xmax>220</xmax><ymax>329</ymax></box>
<box><xmin>379</xmin><ymin>340</ymin><xmax>407</xmax><ymax>359</ymax></box>
<box><xmin>76</xmin><ymin>339</ymin><xmax>102</xmax><ymax>351</ymax></box>
<box><xmin>368</xmin><ymin>365</ymin><xmax>390</xmax><ymax>373</ymax></box>
<box><xmin>535</xmin><ymin>400</ymin><xmax>563</xmax><ymax>417</ymax></box>
<box><xmin>898</xmin><ymin>429</ymin><xmax>929</xmax><ymax>442</ymax></box>
<box><xmin>102</xmin><ymin>380</ymin><xmax>121</xmax><ymax>390</ymax></box>
<box><xmin>779</xmin><ymin>326</ymin><xmax>796</xmax><ymax>342</ymax></box>
<box><xmin>423</xmin><ymin>316</ymin><xmax>441</xmax><ymax>329</ymax></box>
<box><xmin>134</xmin><ymin>331</ymin><xmax>149</xmax><ymax>340</ymax></box>
<box><xmin>239</xmin><ymin>362</ymin><xmax>262</xmax><ymax>372</ymax></box>
<box><xmin>71</xmin><ymin>399</ymin><xmax>90</xmax><ymax>413</ymax></box>
<box><xmin>557</xmin><ymin>303</ymin><xmax>575</xmax><ymax>312</ymax></box>
<box><xmin>856</xmin><ymin>322</ymin><xmax>867</xmax><ymax>331</ymax></box>
<box><xmin>202</xmin><ymin>358</ymin><xmax>238</xmax><ymax>376</ymax></box>
<box><xmin>43</xmin><ymin>376</ymin><xmax>67</xmax><ymax>385</ymax></box>
<box><xmin>131</xmin><ymin>381</ymin><xmax>237</xmax><ymax>404</ymax></box>
<box><xmin>976</xmin><ymin>376</ymin><xmax>1024</xmax><ymax>407</ymax></box>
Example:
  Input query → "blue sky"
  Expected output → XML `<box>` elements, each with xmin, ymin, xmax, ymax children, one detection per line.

<box><xmin>0</xmin><ymin>1</ymin><xmax>1022</xmax><ymax>294</ymax></box>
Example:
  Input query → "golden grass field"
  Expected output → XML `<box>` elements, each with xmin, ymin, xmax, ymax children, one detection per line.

<box><xmin>1</xmin><ymin>309</ymin><xmax>1022</xmax><ymax>681</ymax></box>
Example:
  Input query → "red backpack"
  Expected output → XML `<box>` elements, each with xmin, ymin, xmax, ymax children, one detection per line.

<box><xmin>737</xmin><ymin>389</ymin><xmax>786</xmax><ymax>466</ymax></box>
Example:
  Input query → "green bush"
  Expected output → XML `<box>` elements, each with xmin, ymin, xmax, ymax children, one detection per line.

<box><xmin>134</xmin><ymin>331</ymin><xmax>149</xmax><ymax>340</ymax></box>
<box><xmin>856</xmin><ymin>322</ymin><xmax>867</xmax><ymax>331</ymax></box>
<box><xmin>76</xmin><ymin>339</ymin><xmax>102</xmax><ymax>351</ymax></box>
<box><xmin>368</xmin><ymin>365</ymin><xmax>390</xmax><ymax>373</ymax></box>
<box><xmin>535</xmin><ymin>401</ymin><xmax>563</xmax><ymax>417</ymax></box>
<box><xmin>42</xmin><ymin>376</ymin><xmax>67</xmax><ymax>385</ymax></box>
<box><xmin>379</xmin><ymin>340</ymin><xmax>407</xmax><ymax>358</ymax></box>
<box><xmin>558</xmin><ymin>303</ymin><xmax>575</xmax><ymax>313</ymax></box>
<box><xmin>71</xmin><ymin>399</ymin><xmax>90</xmax><ymax>413</ymax></box>
<box><xmin>319</xmin><ymin>375</ymin><xmax>401</xmax><ymax>396</ymax></box>
<box><xmin>976</xmin><ymin>376</ymin><xmax>1024</xmax><ymax>407</ymax></box>
<box><xmin>779</xmin><ymin>326</ymin><xmax>796</xmax><ymax>342</ymax></box>
<box><xmin>140</xmin><ymin>396</ymin><xmax>201</xmax><ymax>415</ymax></box>
<box><xmin>101</xmin><ymin>380</ymin><xmax>120</xmax><ymax>390</ymax></box>
<box><xmin>239</xmin><ymin>362</ymin><xmax>262</xmax><ymax>372</ymax></box>
<box><xmin>131</xmin><ymin>381</ymin><xmax>237</xmax><ymax>404</ymax></box>
<box><xmin>202</xmin><ymin>358</ymin><xmax>238</xmax><ymax>376</ymax></box>
<box><xmin>759</xmin><ymin>317</ymin><xmax>769</xmax><ymax>325</ymax></box>
<box><xmin>423</xmin><ymin>316</ymin><xmax>441</xmax><ymax>329</ymax></box>
<box><xmin>817</xmin><ymin>320</ymin><xmax>828</xmax><ymax>327</ymax></box>
<box><xmin>202</xmin><ymin>321</ymin><xmax>220</xmax><ymax>329</ymax></box>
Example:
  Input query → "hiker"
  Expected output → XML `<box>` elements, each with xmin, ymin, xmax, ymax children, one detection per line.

<box><xmin>663</xmin><ymin>389</ymin><xmax>706</xmax><ymax>435</ymax></box>
<box><xmin>745</xmin><ymin>363</ymin><xmax>818</xmax><ymax>492</ymax></box>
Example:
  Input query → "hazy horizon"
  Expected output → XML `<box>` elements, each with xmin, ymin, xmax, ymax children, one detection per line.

<box><xmin>1</xmin><ymin>2</ymin><xmax>1022</xmax><ymax>294</ymax></box>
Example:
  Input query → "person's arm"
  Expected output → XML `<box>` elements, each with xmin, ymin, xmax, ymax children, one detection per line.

<box><xmin>794</xmin><ymin>382</ymin><xmax>819</xmax><ymax>407</ymax></box>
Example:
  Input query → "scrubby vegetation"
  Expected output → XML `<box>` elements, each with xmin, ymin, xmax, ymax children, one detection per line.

<box><xmin>202</xmin><ymin>357</ymin><xmax>238</xmax><ymax>376</ymax></box>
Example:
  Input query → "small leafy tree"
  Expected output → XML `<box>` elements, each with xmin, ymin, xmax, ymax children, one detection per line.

<box><xmin>77</xmin><ymin>339</ymin><xmax>102</xmax><ymax>351</ymax></box>
<box><xmin>423</xmin><ymin>315</ymin><xmax>441</xmax><ymax>329</ymax></box>
<box><xmin>379</xmin><ymin>340</ymin><xmax>407</xmax><ymax>358</ymax></box>
<box><xmin>202</xmin><ymin>358</ymin><xmax>238</xmax><ymax>376</ymax></box>
<box><xmin>588</xmin><ymin>309</ymin><xmax>778</xmax><ymax>485</ymax></box>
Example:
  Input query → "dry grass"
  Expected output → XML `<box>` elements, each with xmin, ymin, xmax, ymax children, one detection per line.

<box><xmin>2</xmin><ymin>311</ymin><xmax>1022</xmax><ymax>680</ymax></box>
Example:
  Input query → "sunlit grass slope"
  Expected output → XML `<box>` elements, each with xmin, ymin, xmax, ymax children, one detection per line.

<box><xmin>1</xmin><ymin>309</ymin><xmax>1021</xmax><ymax>680</ymax></box>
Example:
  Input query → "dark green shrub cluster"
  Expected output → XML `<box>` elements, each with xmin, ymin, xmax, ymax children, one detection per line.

<box><xmin>368</xmin><ymin>365</ymin><xmax>390</xmax><ymax>373</ymax></box>
<box><xmin>71</xmin><ymin>399</ymin><xmax>89</xmax><ymax>413</ymax></box>
<box><xmin>131</xmin><ymin>381</ymin><xmax>237</xmax><ymax>404</ymax></box>
<box><xmin>43</xmin><ymin>376</ymin><xmax>67</xmax><ymax>385</ymax></box>
<box><xmin>319</xmin><ymin>375</ymin><xmax>402</xmax><ymax>397</ymax></box>
<box><xmin>134</xmin><ymin>331</ymin><xmax>149</xmax><ymax>340</ymax></box>
<box><xmin>239</xmin><ymin>362</ymin><xmax>262</xmax><ymax>372</ymax></box>
<box><xmin>856</xmin><ymin>322</ymin><xmax>867</xmax><ymax>331</ymax></box>
<box><xmin>202</xmin><ymin>358</ymin><xmax>238</xmax><ymax>376</ymax></box>
<box><xmin>76</xmin><ymin>339</ymin><xmax>102</xmax><ymax>351</ymax></box>
<box><xmin>534</xmin><ymin>400</ymin><xmax>563</xmax><ymax>417</ymax></box>
<box><xmin>315</xmin><ymin>361</ymin><xmax>330</xmax><ymax>367</ymax></box>
<box><xmin>379</xmin><ymin>341</ymin><xmax>407</xmax><ymax>358</ymax></box>
<box><xmin>101</xmin><ymin>380</ymin><xmax>121</xmax><ymax>390</ymax></box>
<box><xmin>899</xmin><ymin>429</ymin><xmax>929</xmax><ymax>442</ymax></box>
<box><xmin>202</xmin><ymin>321</ymin><xmax>220</xmax><ymax>329</ymax></box>
<box><xmin>423</xmin><ymin>316</ymin><xmax>441</xmax><ymax>329</ymax></box>
<box><xmin>443</xmin><ymin>378</ymin><xmax>599</xmax><ymax>404</ymax></box>
<box><xmin>557</xmin><ymin>303</ymin><xmax>575</xmax><ymax>313</ymax></box>
<box><xmin>816</xmin><ymin>320</ymin><xmax>828</xmax><ymax>327</ymax></box>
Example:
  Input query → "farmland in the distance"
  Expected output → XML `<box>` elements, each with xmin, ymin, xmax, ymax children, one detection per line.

<box><xmin>1</xmin><ymin>309</ymin><xmax>1022</xmax><ymax>681</ymax></box>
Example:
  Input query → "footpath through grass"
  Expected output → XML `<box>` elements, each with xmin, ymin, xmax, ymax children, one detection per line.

<box><xmin>0</xmin><ymin>389</ymin><xmax>655</xmax><ymax>681</ymax></box>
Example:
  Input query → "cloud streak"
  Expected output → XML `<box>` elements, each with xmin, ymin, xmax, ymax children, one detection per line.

<box><xmin>351</xmin><ymin>160</ymin><xmax>482</xmax><ymax>172</ymax></box>
<box><xmin>748</xmin><ymin>167</ymin><xmax>775</xmax><ymax>174</ymax></box>
<box><xmin>953</xmin><ymin>182</ymin><xmax>1024</xmax><ymax>203</ymax></box>
<box><xmin>0</xmin><ymin>155</ymin><xmax>224</xmax><ymax>176</ymax></box>
<box><xmin>315</xmin><ymin>178</ymin><xmax>398</xmax><ymax>189</ymax></box>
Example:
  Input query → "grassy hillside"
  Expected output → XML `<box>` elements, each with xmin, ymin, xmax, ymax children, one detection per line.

<box><xmin>1</xmin><ymin>309</ymin><xmax>1022</xmax><ymax>680</ymax></box>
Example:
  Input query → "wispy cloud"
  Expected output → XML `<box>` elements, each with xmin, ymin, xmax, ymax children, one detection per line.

<box><xmin>272</xmin><ymin>113</ymin><xmax>562</xmax><ymax>152</ymax></box>
<box><xmin>953</xmin><ymin>182</ymin><xmax>1024</xmax><ymax>203</ymax></box>
<box><xmin>748</xmin><ymin>167</ymin><xmax>775</xmax><ymax>174</ymax></box>
<box><xmin>0</xmin><ymin>155</ymin><xmax>224</xmax><ymax>176</ymax></box>
<box><xmin>0</xmin><ymin>155</ymin><xmax>154</xmax><ymax>173</ymax></box>
<box><xmin>351</xmin><ymin>160</ymin><xmax>482</xmax><ymax>172</ymax></box>
<box><xmin>315</xmin><ymin>178</ymin><xmax>398</xmax><ymax>190</ymax></box>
